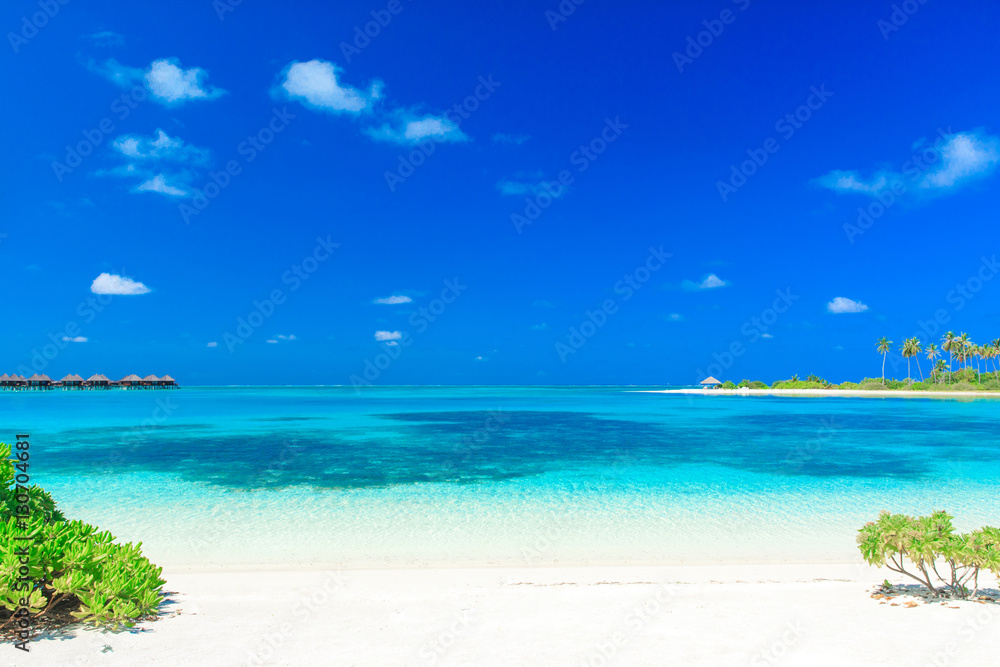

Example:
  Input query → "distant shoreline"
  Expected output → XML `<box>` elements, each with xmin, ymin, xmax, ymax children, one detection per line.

<box><xmin>642</xmin><ymin>387</ymin><xmax>1000</xmax><ymax>398</ymax></box>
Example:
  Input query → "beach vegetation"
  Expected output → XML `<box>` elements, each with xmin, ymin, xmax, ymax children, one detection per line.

<box><xmin>720</xmin><ymin>381</ymin><xmax>737</xmax><ymax>389</ymax></box>
<box><xmin>858</xmin><ymin>511</ymin><xmax>1000</xmax><ymax>599</ymax></box>
<box><xmin>0</xmin><ymin>443</ymin><xmax>164</xmax><ymax>638</ymax></box>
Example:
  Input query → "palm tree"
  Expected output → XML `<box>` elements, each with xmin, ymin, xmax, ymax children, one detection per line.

<box><xmin>912</xmin><ymin>338</ymin><xmax>924</xmax><ymax>382</ymax></box>
<box><xmin>942</xmin><ymin>331</ymin><xmax>956</xmax><ymax>383</ymax></box>
<box><xmin>900</xmin><ymin>338</ymin><xmax>917</xmax><ymax>384</ymax></box>
<box><xmin>974</xmin><ymin>345</ymin><xmax>985</xmax><ymax>384</ymax></box>
<box><xmin>877</xmin><ymin>337</ymin><xmax>892</xmax><ymax>386</ymax></box>
<box><xmin>925</xmin><ymin>343</ymin><xmax>940</xmax><ymax>375</ymax></box>
<box><xmin>934</xmin><ymin>359</ymin><xmax>948</xmax><ymax>383</ymax></box>
<box><xmin>983</xmin><ymin>345</ymin><xmax>996</xmax><ymax>383</ymax></box>
<box><xmin>992</xmin><ymin>339</ymin><xmax>1000</xmax><ymax>381</ymax></box>
<box><xmin>958</xmin><ymin>333</ymin><xmax>970</xmax><ymax>370</ymax></box>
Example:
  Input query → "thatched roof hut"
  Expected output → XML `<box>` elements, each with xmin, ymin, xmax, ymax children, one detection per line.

<box><xmin>700</xmin><ymin>376</ymin><xmax>722</xmax><ymax>388</ymax></box>
<box><xmin>86</xmin><ymin>374</ymin><xmax>111</xmax><ymax>385</ymax></box>
<box><xmin>27</xmin><ymin>374</ymin><xmax>52</xmax><ymax>386</ymax></box>
<box><xmin>159</xmin><ymin>374</ymin><xmax>176</xmax><ymax>386</ymax></box>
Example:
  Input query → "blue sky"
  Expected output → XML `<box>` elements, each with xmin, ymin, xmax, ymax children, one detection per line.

<box><xmin>4</xmin><ymin>0</ymin><xmax>1000</xmax><ymax>385</ymax></box>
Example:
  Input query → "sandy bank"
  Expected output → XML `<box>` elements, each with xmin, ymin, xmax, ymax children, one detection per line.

<box><xmin>20</xmin><ymin>563</ymin><xmax>1000</xmax><ymax>666</ymax></box>
<box><xmin>643</xmin><ymin>387</ymin><xmax>1000</xmax><ymax>399</ymax></box>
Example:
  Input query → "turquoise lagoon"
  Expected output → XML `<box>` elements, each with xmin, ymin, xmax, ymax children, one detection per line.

<box><xmin>3</xmin><ymin>386</ymin><xmax>999</xmax><ymax>569</ymax></box>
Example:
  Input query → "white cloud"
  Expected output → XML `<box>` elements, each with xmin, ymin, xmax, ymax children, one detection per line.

<box><xmin>373</xmin><ymin>295</ymin><xmax>412</xmax><ymax>305</ymax></box>
<box><xmin>827</xmin><ymin>297</ymin><xmax>869</xmax><ymax>314</ymax></box>
<box><xmin>529</xmin><ymin>323</ymin><xmax>548</xmax><ymax>330</ymax></box>
<box><xmin>87</xmin><ymin>57</ymin><xmax>225</xmax><ymax>105</ymax></box>
<box><xmin>61</xmin><ymin>336</ymin><xmax>88</xmax><ymax>343</ymax></box>
<box><xmin>206</xmin><ymin>341</ymin><xmax>218</xmax><ymax>348</ymax></box>
<box><xmin>475</xmin><ymin>355</ymin><xmax>484</xmax><ymax>361</ymax></box>
<box><xmin>497</xmin><ymin>179</ymin><xmax>563</xmax><ymax>197</ymax></box>
<box><xmin>278</xmin><ymin>60</ymin><xmax>381</xmax><ymax>114</ymax></box>
<box><xmin>91</xmin><ymin>273</ymin><xmax>151</xmax><ymax>295</ymax></box>
<box><xmin>682</xmin><ymin>274</ymin><xmax>728</xmax><ymax>290</ymax></box>
<box><xmin>762</xmin><ymin>333</ymin><xmax>774</xmax><ymax>339</ymax></box>
<box><xmin>492</xmin><ymin>133</ymin><xmax>530</xmax><ymax>145</ymax></box>
<box><xmin>666</xmin><ymin>313</ymin><xmax>684</xmax><ymax>322</ymax></box>
<box><xmin>136</xmin><ymin>174</ymin><xmax>188</xmax><ymax>197</ymax></box>
<box><xmin>374</xmin><ymin>330</ymin><xmax>402</xmax><ymax>341</ymax></box>
<box><xmin>266</xmin><ymin>339</ymin><xmax>278</xmax><ymax>344</ymax></box>
<box><xmin>365</xmin><ymin>112</ymin><xmax>468</xmax><ymax>145</ymax></box>
<box><xmin>81</xmin><ymin>31</ymin><xmax>125</xmax><ymax>47</ymax></box>
<box><xmin>275</xmin><ymin>334</ymin><xmax>297</xmax><ymax>341</ymax></box>
<box><xmin>919</xmin><ymin>132</ymin><xmax>1000</xmax><ymax>188</ymax></box>
<box><xmin>112</xmin><ymin>130</ymin><xmax>209</xmax><ymax>164</ymax></box>
<box><xmin>101</xmin><ymin>131</ymin><xmax>208</xmax><ymax>198</ymax></box>
<box><xmin>815</xmin><ymin>170</ymin><xmax>888</xmax><ymax>194</ymax></box>
<box><xmin>816</xmin><ymin>130</ymin><xmax>1000</xmax><ymax>196</ymax></box>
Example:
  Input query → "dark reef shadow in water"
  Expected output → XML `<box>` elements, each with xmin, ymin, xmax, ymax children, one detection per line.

<box><xmin>30</xmin><ymin>409</ymin><xmax>1000</xmax><ymax>490</ymax></box>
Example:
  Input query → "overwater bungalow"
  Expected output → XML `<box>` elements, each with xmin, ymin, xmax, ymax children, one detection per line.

<box><xmin>27</xmin><ymin>374</ymin><xmax>52</xmax><ymax>389</ymax></box>
<box><xmin>86</xmin><ymin>373</ymin><xmax>112</xmax><ymax>388</ymax></box>
<box><xmin>0</xmin><ymin>372</ymin><xmax>176</xmax><ymax>390</ymax></box>
<box><xmin>59</xmin><ymin>374</ymin><xmax>85</xmax><ymax>388</ymax></box>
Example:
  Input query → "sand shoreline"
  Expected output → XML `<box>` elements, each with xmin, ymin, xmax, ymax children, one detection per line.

<box><xmin>643</xmin><ymin>387</ymin><xmax>1000</xmax><ymax>398</ymax></box>
<box><xmin>18</xmin><ymin>562</ymin><xmax>1000</xmax><ymax>665</ymax></box>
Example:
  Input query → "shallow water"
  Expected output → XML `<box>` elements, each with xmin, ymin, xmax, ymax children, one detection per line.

<box><xmin>3</xmin><ymin>386</ymin><xmax>998</xmax><ymax>568</ymax></box>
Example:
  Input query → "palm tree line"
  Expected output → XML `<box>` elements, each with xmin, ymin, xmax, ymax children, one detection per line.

<box><xmin>876</xmin><ymin>332</ymin><xmax>1000</xmax><ymax>386</ymax></box>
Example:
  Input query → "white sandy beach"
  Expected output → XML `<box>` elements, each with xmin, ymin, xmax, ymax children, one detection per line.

<box><xmin>645</xmin><ymin>388</ymin><xmax>1000</xmax><ymax>399</ymax></box>
<box><xmin>19</xmin><ymin>562</ymin><xmax>1000</xmax><ymax>666</ymax></box>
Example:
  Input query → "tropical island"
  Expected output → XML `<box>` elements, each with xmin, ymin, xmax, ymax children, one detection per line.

<box><xmin>670</xmin><ymin>331</ymin><xmax>1000</xmax><ymax>395</ymax></box>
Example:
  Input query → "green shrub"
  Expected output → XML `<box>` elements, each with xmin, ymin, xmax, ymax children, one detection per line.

<box><xmin>0</xmin><ymin>443</ymin><xmax>164</xmax><ymax>637</ymax></box>
<box><xmin>737</xmin><ymin>379</ymin><xmax>751</xmax><ymax>389</ymax></box>
<box><xmin>748</xmin><ymin>381</ymin><xmax>768</xmax><ymax>389</ymax></box>
<box><xmin>839</xmin><ymin>381</ymin><xmax>859</xmax><ymax>389</ymax></box>
<box><xmin>857</xmin><ymin>511</ymin><xmax>1000</xmax><ymax>599</ymax></box>
<box><xmin>771</xmin><ymin>379</ymin><xmax>826</xmax><ymax>390</ymax></box>
<box><xmin>909</xmin><ymin>382</ymin><xmax>929</xmax><ymax>391</ymax></box>
<box><xmin>720</xmin><ymin>381</ymin><xmax>737</xmax><ymax>390</ymax></box>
